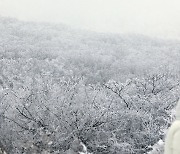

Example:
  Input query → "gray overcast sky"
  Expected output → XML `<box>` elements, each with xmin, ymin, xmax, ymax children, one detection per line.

<box><xmin>0</xmin><ymin>0</ymin><xmax>180</xmax><ymax>39</ymax></box>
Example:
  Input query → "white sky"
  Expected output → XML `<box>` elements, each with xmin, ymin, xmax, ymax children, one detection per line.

<box><xmin>0</xmin><ymin>0</ymin><xmax>180</xmax><ymax>39</ymax></box>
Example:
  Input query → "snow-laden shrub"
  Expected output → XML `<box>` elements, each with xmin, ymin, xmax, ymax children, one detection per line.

<box><xmin>148</xmin><ymin>140</ymin><xmax>164</xmax><ymax>154</ymax></box>
<box><xmin>0</xmin><ymin>57</ymin><xmax>179</xmax><ymax>153</ymax></box>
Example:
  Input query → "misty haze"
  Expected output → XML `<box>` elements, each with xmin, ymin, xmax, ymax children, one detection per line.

<box><xmin>0</xmin><ymin>0</ymin><xmax>180</xmax><ymax>154</ymax></box>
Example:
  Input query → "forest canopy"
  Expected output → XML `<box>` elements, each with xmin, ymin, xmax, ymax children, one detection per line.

<box><xmin>0</xmin><ymin>17</ymin><xmax>179</xmax><ymax>83</ymax></box>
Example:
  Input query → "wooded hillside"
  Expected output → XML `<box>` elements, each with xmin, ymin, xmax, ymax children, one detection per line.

<box><xmin>0</xmin><ymin>17</ymin><xmax>179</xmax><ymax>154</ymax></box>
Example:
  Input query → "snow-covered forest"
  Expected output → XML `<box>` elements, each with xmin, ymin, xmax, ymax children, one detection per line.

<box><xmin>0</xmin><ymin>17</ymin><xmax>180</xmax><ymax>153</ymax></box>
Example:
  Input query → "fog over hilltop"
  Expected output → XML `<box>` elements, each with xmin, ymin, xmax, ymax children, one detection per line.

<box><xmin>1</xmin><ymin>0</ymin><xmax>180</xmax><ymax>39</ymax></box>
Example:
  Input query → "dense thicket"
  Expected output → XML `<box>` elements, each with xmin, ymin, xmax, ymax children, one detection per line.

<box><xmin>0</xmin><ymin>17</ymin><xmax>180</xmax><ymax>154</ymax></box>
